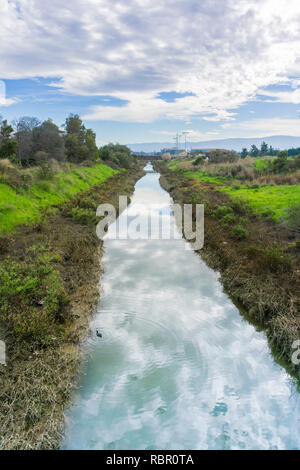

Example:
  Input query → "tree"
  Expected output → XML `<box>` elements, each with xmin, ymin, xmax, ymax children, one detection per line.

<box><xmin>99</xmin><ymin>143</ymin><xmax>135</xmax><ymax>168</ymax></box>
<box><xmin>99</xmin><ymin>146</ymin><xmax>111</xmax><ymax>161</ymax></box>
<box><xmin>13</xmin><ymin>116</ymin><xmax>40</xmax><ymax>164</ymax></box>
<box><xmin>85</xmin><ymin>128</ymin><xmax>99</xmax><ymax>162</ymax></box>
<box><xmin>241</xmin><ymin>148</ymin><xmax>248</xmax><ymax>159</ymax></box>
<box><xmin>0</xmin><ymin>120</ymin><xmax>18</xmax><ymax>160</ymax></box>
<box><xmin>64</xmin><ymin>114</ymin><xmax>98</xmax><ymax>163</ymax></box>
<box><xmin>268</xmin><ymin>145</ymin><xmax>276</xmax><ymax>156</ymax></box>
<box><xmin>273</xmin><ymin>150</ymin><xmax>288</xmax><ymax>173</ymax></box>
<box><xmin>288</xmin><ymin>147</ymin><xmax>300</xmax><ymax>157</ymax></box>
<box><xmin>250</xmin><ymin>144</ymin><xmax>259</xmax><ymax>157</ymax></box>
<box><xmin>32</xmin><ymin>119</ymin><xmax>65</xmax><ymax>161</ymax></box>
<box><xmin>260</xmin><ymin>141</ymin><xmax>268</xmax><ymax>156</ymax></box>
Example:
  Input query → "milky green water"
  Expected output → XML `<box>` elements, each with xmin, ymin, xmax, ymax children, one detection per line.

<box><xmin>62</xmin><ymin>164</ymin><xmax>300</xmax><ymax>450</ymax></box>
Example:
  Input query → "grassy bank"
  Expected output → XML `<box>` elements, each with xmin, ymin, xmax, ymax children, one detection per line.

<box><xmin>0</xmin><ymin>165</ymin><xmax>145</xmax><ymax>449</ymax></box>
<box><xmin>220</xmin><ymin>184</ymin><xmax>300</xmax><ymax>220</ymax></box>
<box><xmin>156</xmin><ymin>159</ymin><xmax>300</xmax><ymax>376</ymax></box>
<box><xmin>167</xmin><ymin>156</ymin><xmax>300</xmax><ymax>225</ymax></box>
<box><xmin>0</xmin><ymin>162</ymin><xmax>117</xmax><ymax>234</ymax></box>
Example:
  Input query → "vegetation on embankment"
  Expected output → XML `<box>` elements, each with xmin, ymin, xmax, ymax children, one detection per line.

<box><xmin>156</xmin><ymin>159</ymin><xmax>300</xmax><ymax>376</ymax></box>
<box><xmin>220</xmin><ymin>184</ymin><xmax>300</xmax><ymax>222</ymax></box>
<box><xmin>0</xmin><ymin>160</ymin><xmax>118</xmax><ymax>233</ymax></box>
<box><xmin>167</xmin><ymin>155</ymin><xmax>300</xmax><ymax>229</ymax></box>
<box><xmin>0</xmin><ymin>164</ymin><xmax>145</xmax><ymax>450</ymax></box>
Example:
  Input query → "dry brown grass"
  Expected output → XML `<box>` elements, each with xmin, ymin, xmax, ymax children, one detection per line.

<box><xmin>253</xmin><ymin>169</ymin><xmax>300</xmax><ymax>186</ymax></box>
<box><xmin>180</xmin><ymin>156</ymin><xmax>300</xmax><ymax>185</ymax></box>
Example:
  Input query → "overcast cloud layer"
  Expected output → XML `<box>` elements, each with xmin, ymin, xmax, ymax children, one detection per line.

<box><xmin>1</xmin><ymin>0</ymin><xmax>300</xmax><ymax>127</ymax></box>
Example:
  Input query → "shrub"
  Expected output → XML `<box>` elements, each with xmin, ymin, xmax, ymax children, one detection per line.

<box><xmin>192</xmin><ymin>156</ymin><xmax>203</xmax><ymax>166</ymax></box>
<box><xmin>77</xmin><ymin>196</ymin><xmax>98</xmax><ymax>210</ymax></box>
<box><xmin>221</xmin><ymin>213</ymin><xmax>236</xmax><ymax>226</ymax></box>
<box><xmin>213</xmin><ymin>205</ymin><xmax>233</xmax><ymax>219</ymax></box>
<box><xmin>69</xmin><ymin>207</ymin><xmax>98</xmax><ymax>225</ymax></box>
<box><xmin>230</xmin><ymin>199</ymin><xmax>249</xmax><ymax>216</ymax></box>
<box><xmin>232</xmin><ymin>224</ymin><xmax>248</xmax><ymax>240</ymax></box>
<box><xmin>188</xmin><ymin>192</ymin><xmax>204</xmax><ymax>204</ymax></box>
<box><xmin>288</xmin><ymin>155</ymin><xmax>300</xmax><ymax>171</ymax></box>
<box><xmin>36</xmin><ymin>161</ymin><xmax>55</xmax><ymax>180</ymax></box>
<box><xmin>281</xmin><ymin>203</ymin><xmax>300</xmax><ymax>234</ymax></box>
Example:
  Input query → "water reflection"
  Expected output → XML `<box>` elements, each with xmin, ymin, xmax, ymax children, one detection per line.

<box><xmin>63</xmin><ymin>165</ymin><xmax>300</xmax><ymax>450</ymax></box>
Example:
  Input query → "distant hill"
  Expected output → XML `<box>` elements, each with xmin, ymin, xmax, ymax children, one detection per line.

<box><xmin>128</xmin><ymin>136</ymin><xmax>300</xmax><ymax>153</ymax></box>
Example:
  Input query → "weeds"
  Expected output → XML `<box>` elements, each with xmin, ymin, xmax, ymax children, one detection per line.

<box><xmin>231</xmin><ymin>224</ymin><xmax>248</xmax><ymax>240</ymax></box>
<box><xmin>69</xmin><ymin>207</ymin><xmax>98</xmax><ymax>225</ymax></box>
<box><xmin>0</xmin><ymin>250</ymin><xmax>68</xmax><ymax>346</ymax></box>
<box><xmin>281</xmin><ymin>203</ymin><xmax>300</xmax><ymax>234</ymax></box>
<box><xmin>221</xmin><ymin>213</ymin><xmax>236</xmax><ymax>226</ymax></box>
<box><xmin>213</xmin><ymin>205</ymin><xmax>233</xmax><ymax>219</ymax></box>
<box><xmin>244</xmin><ymin>245</ymin><xmax>292</xmax><ymax>274</ymax></box>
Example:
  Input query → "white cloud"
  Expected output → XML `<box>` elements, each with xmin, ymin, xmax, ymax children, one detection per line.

<box><xmin>202</xmin><ymin>111</ymin><xmax>237</xmax><ymax>122</ymax></box>
<box><xmin>258</xmin><ymin>88</ymin><xmax>300</xmax><ymax>104</ymax></box>
<box><xmin>0</xmin><ymin>97</ymin><xmax>19</xmax><ymax>107</ymax></box>
<box><xmin>151</xmin><ymin>128</ymin><xmax>220</xmax><ymax>142</ymax></box>
<box><xmin>0</xmin><ymin>0</ymin><xmax>300</xmax><ymax>122</ymax></box>
<box><xmin>221</xmin><ymin>118</ymin><xmax>300</xmax><ymax>136</ymax></box>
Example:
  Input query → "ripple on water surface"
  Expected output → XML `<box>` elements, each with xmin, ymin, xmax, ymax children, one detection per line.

<box><xmin>63</xmin><ymin>168</ymin><xmax>300</xmax><ymax>450</ymax></box>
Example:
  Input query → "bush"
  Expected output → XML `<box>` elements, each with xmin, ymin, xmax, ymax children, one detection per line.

<box><xmin>36</xmin><ymin>161</ymin><xmax>55</xmax><ymax>180</ymax></box>
<box><xmin>230</xmin><ymin>199</ymin><xmax>249</xmax><ymax>216</ymax></box>
<box><xmin>288</xmin><ymin>155</ymin><xmax>300</xmax><ymax>171</ymax></box>
<box><xmin>192</xmin><ymin>156</ymin><xmax>203</xmax><ymax>166</ymax></box>
<box><xmin>77</xmin><ymin>196</ymin><xmax>98</xmax><ymax>210</ymax></box>
<box><xmin>281</xmin><ymin>203</ymin><xmax>300</xmax><ymax>234</ymax></box>
<box><xmin>221</xmin><ymin>213</ymin><xmax>236</xmax><ymax>226</ymax></box>
<box><xmin>188</xmin><ymin>192</ymin><xmax>204</xmax><ymax>204</ymax></box>
<box><xmin>99</xmin><ymin>143</ymin><xmax>135</xmax><ymax>169</ymax></box>
<box><xmin>213</xmin><ymin>205</ymin><xmax>233</xmax><ymax>219</ymax></box>
<box><xmin>232</xmin><ymin>224</ymin><xmax>248</xmax><ymax>240</ymax></box>
<box><xmin>69</xmin><ymin>207</ymin><xmax>98</xmax><ymax>225</ymax></box>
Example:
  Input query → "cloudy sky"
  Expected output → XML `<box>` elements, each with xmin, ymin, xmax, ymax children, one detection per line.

<box><xmin>0</xmin><ymin>0</ymin><xmax>300</xmax><ymax>145</ymax></box>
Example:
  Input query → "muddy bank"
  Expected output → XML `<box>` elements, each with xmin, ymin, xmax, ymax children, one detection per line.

<box><xmin>0</xmin><ymin>166</ymin><xmax>145</xmax><ymax>450</ymax></box>
<box><xmin>155</xmin><ymin>161</ymin><xmax>300</xmax><ymax>377</ymax></box>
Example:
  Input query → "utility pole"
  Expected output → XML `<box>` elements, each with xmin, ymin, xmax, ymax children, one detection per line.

<box><xmin>173</xmin><ymin>132</ymin><xmax>181</xmax><ymax>154</ymax></box>
<box><xmin>182</xmin><ymin>131</ymin><xmax>191</xmax><ymax>152</ymax></box>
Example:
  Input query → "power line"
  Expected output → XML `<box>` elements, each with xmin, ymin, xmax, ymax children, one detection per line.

<box><xmin>182</xmin><ymin>131</ymin><xmax>191</xmax><ymax>152</ymax></box>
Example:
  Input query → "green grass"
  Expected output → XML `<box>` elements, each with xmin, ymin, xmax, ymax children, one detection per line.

<box><xmin>0</xmin><ymin>163</ymin><xmax>117</xmax><ymax>234</ymax></box>
<box><xmin>166</xmin><ymin>161</ymin><xmax>229</xmax><ymax>183</ymax></box>
<box><xmin>254</xmin><ymin>158</ymin><xmax>274</xmax><ymax>171</ymax></box>
<box><xmin>166</xmin><ymin>160</ymin><xmax>176</xmax><ymax>170</ymax></box>
<box><xmin>183</xmin><ymin>170</ymin><xmax>228</xmax><ymax>184</ymax></box>
<box><xmin>0</xmin><ymin>247</ymin><xmax>68</xmax><ymax>345</ymax></box>
<box><xmin>167</xmin><ymin>158</ymin><xmax>300</xmax><ymax>221</ymax></box>
<box><xmin>220</xmin><ymin>184</ymin><xmax>300</xmax><ymax>220</ymax></box>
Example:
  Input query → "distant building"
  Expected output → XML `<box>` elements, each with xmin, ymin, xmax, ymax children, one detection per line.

<box><xmin>161</xmin><ymin>152</ymin><xmax>171</xmax><ymax>161</ymax></box>
<box><xmin>178</xmin><ymin>151</ymin><xmax>188</xmax><ymax>158</ymax></box>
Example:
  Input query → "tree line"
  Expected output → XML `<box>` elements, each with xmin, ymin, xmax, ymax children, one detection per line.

<box><xmin>240</xmin><ymin>141</ymin><xmax>300</xmax><ymax>159</ymax></box>
<box><xmin>0</xmin><ymin>114</ymin><xmax>135</xmax><ymax>169</ymax></box>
